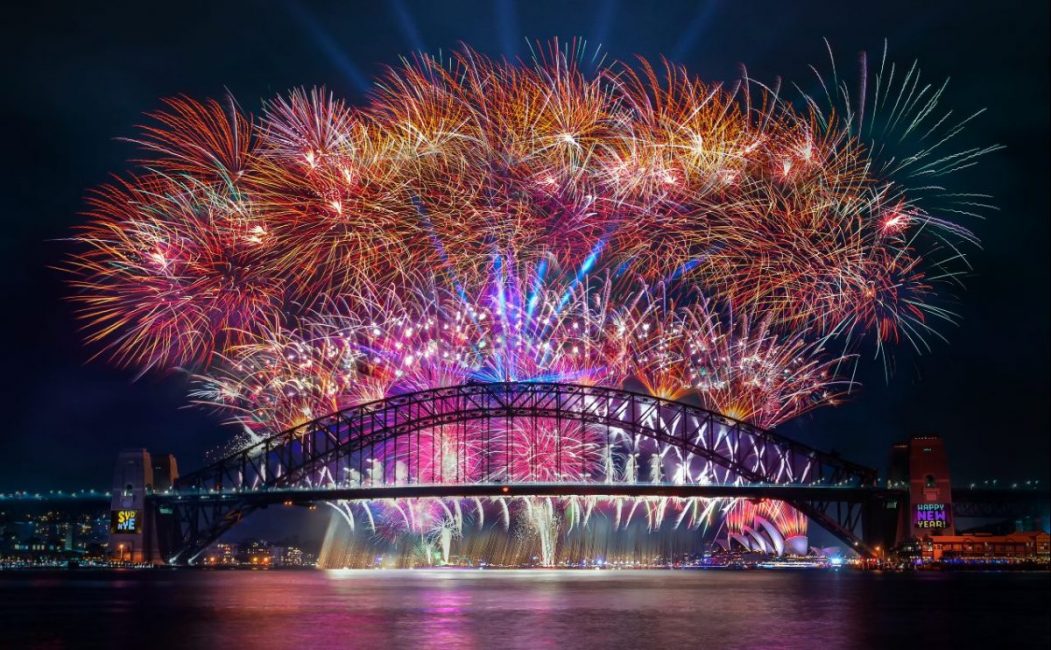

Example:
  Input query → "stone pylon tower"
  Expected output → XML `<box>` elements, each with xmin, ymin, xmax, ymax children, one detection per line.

<box><xmin>890</xmin><ymin>436</ymin><xmax>955</xmax><ymax>543</ymax></box>
<box><xmin>109</xmin><ymin>449</ymin><xmax>179</xmax><ymax>563</ymax></box>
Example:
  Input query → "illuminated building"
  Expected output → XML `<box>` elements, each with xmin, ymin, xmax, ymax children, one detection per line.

<box><xmin>243</xmin><ymin>540</ymin><xmax>272</xmax><ymax>566</ymax></box>
<box><xmin>282</xmin><ymin>547</ymin><xmax>305</xmax><ymax>566</ymax></box>
<box><xmin>1</xmin><ymin>509</ymin><xmax>109</xmax><ymax>563</ymax></box>
<box><xmin>925</xmin><ymin>531</ymin><xmax>1050</xmax><ymax>562</ymax></box>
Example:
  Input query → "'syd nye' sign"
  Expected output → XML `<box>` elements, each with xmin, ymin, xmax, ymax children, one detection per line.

<box><xmin>915</xmin><ymin>503</ymin><xmax>949</xmax><ymax>529</ymax></box>
<box><xmin>111</xmin><ymin>510</ymin><xmax>140</xmax><ymax>533</ymax></box>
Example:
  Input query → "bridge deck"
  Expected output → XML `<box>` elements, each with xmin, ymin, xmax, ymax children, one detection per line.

<box><xmin>155</xmin><ymin>483</ymin><xmax>905</xmax><ymax>505</ymax></box>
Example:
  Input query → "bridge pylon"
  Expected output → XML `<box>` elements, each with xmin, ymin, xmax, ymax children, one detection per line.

<box><xmin>108</xmin><ymin>449</ymin><xmax>179</xmax><ymax>564</ymax></box>
<box><xmin>889</xmin><ymin>436</ymin><xmax>955</xmax><ymax>545</ymax></box>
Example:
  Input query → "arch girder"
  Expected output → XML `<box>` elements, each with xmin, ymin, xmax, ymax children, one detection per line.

<box><xmin>176</xmin><ymin>382</ymin><xmax>875</xmax><ymax>494</ymax></box>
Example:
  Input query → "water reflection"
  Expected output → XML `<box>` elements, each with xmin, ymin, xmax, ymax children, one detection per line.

<box><xmin>0</xmin><ymin>569</ymin><xmax>1047</xmax><ymax>649</ymax></box>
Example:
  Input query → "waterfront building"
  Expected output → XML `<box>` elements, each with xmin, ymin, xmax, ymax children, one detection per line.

<box><xmin>925</xmin><ymin>531</ymin><xmax>1050</xmax><ymax>562</ymax></box>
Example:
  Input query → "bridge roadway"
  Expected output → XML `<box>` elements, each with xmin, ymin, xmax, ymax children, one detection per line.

<box><xmin>4</xmin><ymin>485</ymin><xmax>1044</xmax><ymax>512</ymax></box>
<box><xmin>154</xmin><ymin>482</ymin><xmax>902</xmax><ymax>506</ymax></box>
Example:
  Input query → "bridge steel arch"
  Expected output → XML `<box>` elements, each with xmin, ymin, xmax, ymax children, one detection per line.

<box><xmin>161</xmin><ymin>382</ymin><xmax>881</xmax><ymax>563</ymax></box>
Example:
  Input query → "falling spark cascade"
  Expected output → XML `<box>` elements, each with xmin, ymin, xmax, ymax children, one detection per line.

<box><xmin>67</xmin><ymin>40</ymin><xmax>991</xmax><ymax>565</ymax></box>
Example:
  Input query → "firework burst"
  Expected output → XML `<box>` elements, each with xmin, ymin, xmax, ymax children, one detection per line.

<box><xmin>68</xmin><ymin>40</ymin><xmax>990</xmax><ymax>561</ymax></box>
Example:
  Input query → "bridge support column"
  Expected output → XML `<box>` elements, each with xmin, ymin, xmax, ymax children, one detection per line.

<box><xmin>889</xmin><ymin>436</ymin><xmax>954</xmax><ymax>545</ymax></box>
<box><xmin>861</xmin><ymin>495</ymin><xmax>907</xmax><ymax>553</ymax></box>
<box><xmin>108</xmin><ymin>449</ymin><xmax>179</xmax><ymax>564</ymax></box>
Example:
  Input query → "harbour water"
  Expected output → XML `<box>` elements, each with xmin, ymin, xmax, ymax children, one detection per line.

<box><xmin>1</xmin><ymin>569</ymin><xmax>1047</xmax><ymax>648</ymax></box>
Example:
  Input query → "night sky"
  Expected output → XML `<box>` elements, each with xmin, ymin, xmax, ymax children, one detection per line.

<box><xmin>0</xmin><ymin>0</ymin><xmax>1047</xmax><ymax>491</ymax></box>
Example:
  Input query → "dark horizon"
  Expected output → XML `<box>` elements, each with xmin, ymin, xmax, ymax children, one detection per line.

<box><xmin>0</xmin><ymin>0</ymin><xmax>1047</xmax><ymax>490</ymax></box>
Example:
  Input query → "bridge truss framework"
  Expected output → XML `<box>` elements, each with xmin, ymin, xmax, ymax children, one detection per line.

<box><xmin>160</xmin><ymin>382</ymin><xmax>884</xmax><ymax>563</ymax></box>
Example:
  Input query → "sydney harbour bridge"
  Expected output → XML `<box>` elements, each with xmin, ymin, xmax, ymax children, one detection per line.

<box><xmin>120</xmin><ymin>381</ymin><xmax>902</xmax><ymax>564</ymax></box>
<box><xmin>9</xmin><ymin>381</ymin><xmax>1046</xmax><ymax>565</ymax></box>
